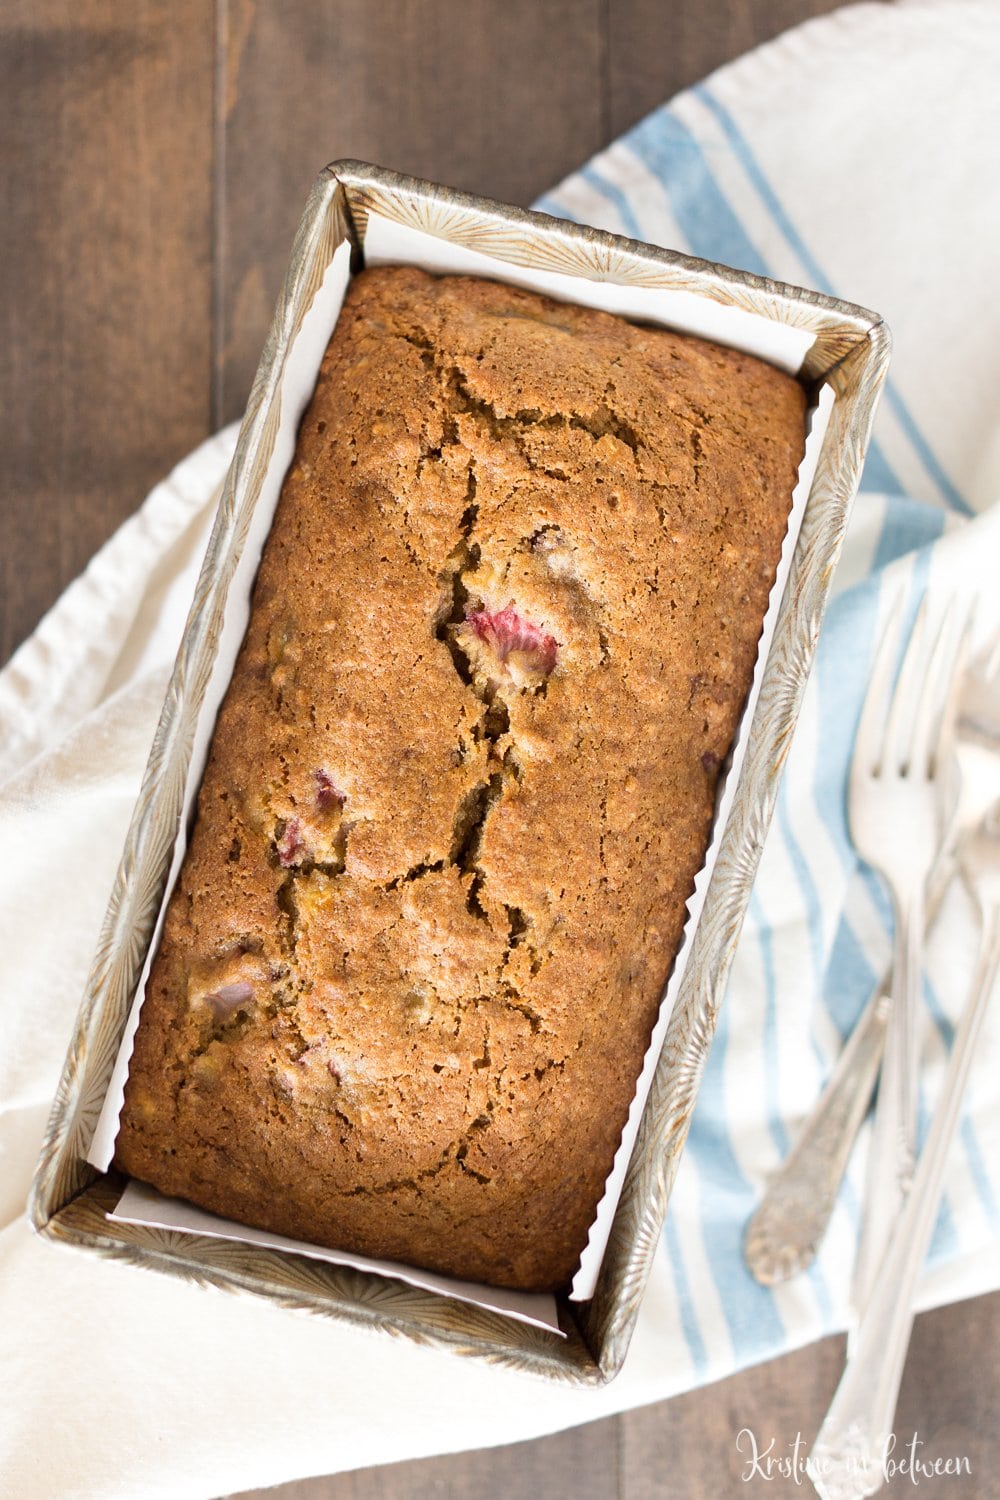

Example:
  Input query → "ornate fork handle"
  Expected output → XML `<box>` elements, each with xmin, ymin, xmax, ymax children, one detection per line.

<box><xmin>744</xmin><ymin>987</ymin><xmax>891</xmax><ymax>1284</ymax></box>
<box><xmin>745</xmin><ymin>848</ymin><xmax>959</xmax><ymax>1288</ymax></box>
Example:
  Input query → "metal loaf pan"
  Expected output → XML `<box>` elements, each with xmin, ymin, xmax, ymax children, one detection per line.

<box><xmin>31</xmin><ymin>161</ymin><xmax>889</xmax><ymax>1385</ymax></box>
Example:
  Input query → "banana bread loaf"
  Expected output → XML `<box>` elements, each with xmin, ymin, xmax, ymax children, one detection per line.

<box><xmin>115</xmin><ymin>265</ymin><xmax>807</xmax><ymax>1290</ymax></box>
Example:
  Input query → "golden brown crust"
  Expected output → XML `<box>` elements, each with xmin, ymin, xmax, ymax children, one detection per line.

<box><xmin>115</xmin><ymin>266</ymin><xmax>806</xmax><ymax>1290</ymax></box>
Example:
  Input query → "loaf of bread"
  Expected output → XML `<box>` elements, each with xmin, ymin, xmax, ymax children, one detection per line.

<box><xmin>115</xmin><ymin>266</ymin><xmax>806</xmax><ymax>1290</ymax></box>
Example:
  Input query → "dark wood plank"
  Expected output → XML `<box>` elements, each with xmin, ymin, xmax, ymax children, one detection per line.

<box><xmin>621</xmin><ymin>1292</ymin><xmax>999</xmax><ymax>1499</ymax></box>
<box><xmin>213</xmin><ymin>0</ymin><xmax>604</xmax><ymax>426</ymax></box>
<box><xmin>890</xmin><ymin>1292</ymin><xmax>1000</xmax><ymax>1498</ymax></box>
<box><xmin>221</xmin><ymin>1293</ymin><xmax>999</xmax><ymax>1500</ymax></box>
<box><xmin>225</xmin><ymin>1413</ymin><xmax>620</xmax><ymax>1500</ymax></box>
<box><xmin>607</xmin><ymin>0</ymin><xmax>853</xmax><ymax>140</ymax></box>
<box><xmin>0</xmin><ymin>0</ymin><xmax>214</xmax><ymax>662</ymax></box>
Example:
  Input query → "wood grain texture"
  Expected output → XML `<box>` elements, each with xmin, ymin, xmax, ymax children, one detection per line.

<box><xmin>213</xmin><ymin>0</ymin><xmax>604</xmax><ymax>425</ymax></box>
<box><xmin>227</xmin><ymin>1417</ymin><xmax>620</xmax><ymax>1500</ymax></box>
<box><xmin>0</xmin><ymin>0</ymin><xmax>214</xmax><ymax>661</ymax></box>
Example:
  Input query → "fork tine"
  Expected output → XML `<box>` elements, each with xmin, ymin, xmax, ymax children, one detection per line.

<box><xmin>909</xmin><ymin>594</ymin><xmax>975</xmax><ymax>778</ymax></box>
<box><xmin>927</xmin><ymin>594</ymin><xmax>979</xmax><ymax>778</ymax></box>
<box><xmin>852</xmin><ymin>591</ymin><xmax>907</xmax><ymax>785</ymax></box>
<box><xmin>883</xmin><ymin>594</ymin><xmax>929</xmax><ymax>775</ymax></box>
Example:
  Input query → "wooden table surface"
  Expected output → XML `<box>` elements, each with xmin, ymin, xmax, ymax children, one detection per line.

<box><xmin>3</xmin><ymin>4</ymin><xmax>996</xmax><ymax>1497</ymax></box>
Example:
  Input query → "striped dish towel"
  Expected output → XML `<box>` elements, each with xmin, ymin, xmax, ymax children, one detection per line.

<box><xmin>1</xmin><ymin>3</ymin><xmax>998</xmax><ymax>1495</ymax></box>
<box><xmin>538</xmin><ymin>0</ymin><xmax>1000</xmax><ymax>1387</ymax></box>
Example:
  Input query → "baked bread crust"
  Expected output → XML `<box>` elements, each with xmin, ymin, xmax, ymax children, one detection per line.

<box><xmin>115</xmin><ymin>266</ymin><xmax>806</xmax><ymax>1290</ymax></box>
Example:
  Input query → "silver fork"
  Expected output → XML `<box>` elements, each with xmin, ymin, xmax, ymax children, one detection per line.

<box><xmin>849</xmin><ymin>595</ymin><xmax>968</xmax><ymax>1323</ymax></box>
<box><xmin>809</xmin><ymin>802</ymin><xmax>1000</xmax><ymax>1500</ymax></box>
<box><xmin>745</xmin><ymin>617</ymin><xmax>995</xmax><ymax>1287</ymax></box>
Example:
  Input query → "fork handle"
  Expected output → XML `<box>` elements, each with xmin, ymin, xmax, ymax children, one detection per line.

<box><xmin>744</xmin><ymin>986</ymin><xmax>891</xmax><ymax>1285</ymax></box>
<box><xmin>808</xmin><ymin>908</ymin><xmax>1000</xmax><ymax>1500</ymax></box>
<box><xmin>850</xmin><ymin>882</ymin><xmax>924</xmax><ymax>1324</ymax></box>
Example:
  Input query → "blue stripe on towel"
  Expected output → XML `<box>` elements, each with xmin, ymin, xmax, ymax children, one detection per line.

<box><xmin>871</xmin><ymin>495</ymin><xmax>947</xmax><ymax>574</ymax></box>
<box><xmin>817</xmin><ymin>917</ymin><xmax>876</xmax><ymax>1233</ymax></box>
<box><xmin>917</xmin><ymin>1083</ymin><xmax>960</xmax><ymax>1264</ymax></box>
<box><xmin>961</xmin><ymin>1119</ymin><xmax>1000</xmax><ymax>1227</ymax></box>
<box><xmin>749</xmin><ymin>888</ymin><xmax>791</xmax><ymax>1161</ymax></box>
<box><xmin>625</xmin><ymin>113</ymin><xmax>769</xmax><ymax>276</ymax></box>
<box><xmin>924</xmin><ymin>975</ymin><xmax>958</xmax><ymax>1052</ymax></box>
<box><xmin>577</xmin><ymin>163</ymin><xmax>647</xmax><ymax>241</ymax></box>
<box><xmin>812</xmin><ymin>577</ymin><xmax>886</xmax><ymax>867</ymax></box>
<box><xmin>878</xmin><ymin>386</ymin><xmax>974</xmax><ymax>516</ymax></box>
<box><xmin>689</xmin><ymin>972</ymin><xmax>788</xmax><ymax>1360</ymax></box>
<box><xmin>662</xmin><ymin>1209</ymin><xmax>710</xmax><ymax>1376</ymax></box>
<box><xmin>535</xmin><ymin>162</ymin><xmax>648</xmax><ymax>243</ymax></box>
<box><xmin>532</xmin><ymin>190</ymin><xmax>570</xmax><ymax>221</ymax></box>
<box><xmin>692</xmin><ymin>84</ymin><xmax>972</xmax><ymax>516</ymax></box>
<box><xmin>769</xmin><ymin>791</ymin><xmax>831</xmax><ymax>1084</ymax></box>
<box><xmin>858</xmin><ymin>441</ymin><xmax>907</xmax><ymax>500</ymax></box>
<box><xmin>822</xmin><ymin>914</ymin><xmax>879</xmax><ymax>1051</ymax></box>
<box><xmin>776</xmin><ymin>786</ymin><xmax>826</xmax><ymax>996</ymax></box>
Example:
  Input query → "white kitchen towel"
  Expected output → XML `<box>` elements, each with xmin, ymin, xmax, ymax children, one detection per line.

<box><xmin>2</xmin><ymin>4</ymin><xmax>999</xmax><ymax>1498</ymax></box>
